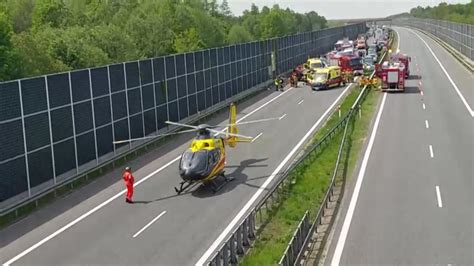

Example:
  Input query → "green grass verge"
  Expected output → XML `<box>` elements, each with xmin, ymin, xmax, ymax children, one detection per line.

<box><xmin>345</xmin><ymin>88</ymin><xmax>380</xmax><ymax>182</ymax></box>
<box><xmin>241</xmin><ymin>79</ymin><xmax>384</xmax><ymax>265</ymax></box>
<box><xmin>240</xmin><ymin>87</ymin><xmax>361</xmax><ymax>265</ymax></box>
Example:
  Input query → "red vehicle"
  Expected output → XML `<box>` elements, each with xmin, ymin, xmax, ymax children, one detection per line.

<box><xmin>390</xmin><ymin>53</ymin><xmax>411</xmax><ymax>78</ymax></box>
<box><xmin>375</xmin><ymin>61</ymin><xmax>406</xmax><ymax>91</ymax></box>
<box><xmin>335</xmin><ymin>38</ymin><xmax>353</xmax><ymax>51</ymax></box>
<box><xmin>327</xmin><ymin>53</ymin><xmax>364</xmax><ymax>76</ymax></box>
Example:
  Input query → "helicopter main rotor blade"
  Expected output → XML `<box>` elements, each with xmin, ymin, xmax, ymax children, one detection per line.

<box><xmin>165</xmin><ymin>121</ymin><xmax>200</xmax><ymax>129</ymax></box>
<box><xmin>222</xmin><ymin>116</ymin><xmax>283</xmax><ymax>127</ymax></box>
<box><xmin>208</xmin><ymin>128</ymin><xmax>253</xmax><ymax>139</ymax></box>
<box><xmin>113</xmin><ymin>128</ymin><xmax>198</xmax><ymax>144</ymax></box>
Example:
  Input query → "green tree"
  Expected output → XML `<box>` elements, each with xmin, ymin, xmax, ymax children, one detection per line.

<box><xmin>227</xmin><ymin>24</ymin><xmax>253</xmax><ymax>44</ymax></box>
<box><xmin>410</xmin><ymin>1</ymin><xmax>473</xmax><ymax>24</ymax></box>
<box><xmin>173</xmin><ymin>28</ymin><xmax>204</xmax><ymax>53</ymax></box>
<box><xmin>2</xmin><ymin>0</ymin><xmax>335</xmax><ymax>81</ymax></box>
<box><xmin>12</xmin><ymin>27</ymin><xmax>70</xmax><ymax>76</ymax></box>
<box><xmin>0</xmin><ymin>12</ymin><xmax>22</xmax><ymax>80</ymax></box>
<box><xmin>52</xmin><ymin>26</ymin><xmax>109</xmax><ymax>69</ymax></box>
<box><xmin>90</xmin><ymin>25</ymin><xmax>138</xmax><ymax>63</ymax></box>
<box><xmin>32</xmin><ymin>0</ymin><xmax>70</xmax><ymax>28</ymax></box>
<box><xmin>219</xmin><ymin>0</ymin><xmax>232</xmax><ymax>17</ymax></box>
<box><xmin>125</xmin><ymin>1</ymin><xmax>175</xmax><ymax>57</ymax></box>
<box><xmin>3</xmin><ymin>0</ymin><xmax>35</xmax><ymax>33</ymax></box>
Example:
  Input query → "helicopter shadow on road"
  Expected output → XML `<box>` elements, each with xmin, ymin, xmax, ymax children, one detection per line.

<box><xmin>0</xmin><ymin>87</ymin><xmax>280</xmax><ymax>247</ymax></box>
<box><xmin>191</xmin><ymin>158</ymin><xmax>269</xmax><ymax>198</ymax></box>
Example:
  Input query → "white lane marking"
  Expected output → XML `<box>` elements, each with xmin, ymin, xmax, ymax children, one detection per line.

<box><xmin>3</xmin><ymin>87</ymin><xmax>295</xmax><ymax>266</ymax></box>
<box><xmin>236</xmin><ymin>88</ymin><xmax>294</xmax><ymax>122</ymax></box>
<box><xmin>425</xmin><ymin>120</ymin><xmax>430</xmax><ymax>129</ymax></box>
<box><xmin>197</xmin><ymin>84</ymin><xmax>353</xmax><ymax>266</ymax></box>
<box><xmin>251</xmin><ymin>133</ymin><xmax>263</xmax><ymax>143</ymax></box>
<box><xmin>420</xmin><ymin>90</ymin><xmax>424</xmax><ymax>96</ymax></box>
<box><xmin>408</xmin><ymin>28</ymin><xmax>474</xmax><ymax>117</ymax></box>
<box><xmin>429</xmin><ymin>145</ymin><xmax>434</xmax><ymax>158</ymax></box>
<box><xmin>331</xmin><ymin>92</ymin><xmax>388</xmax><ymax>266</ymax></box>
<box><xmin>298</xmin><ymin>99</ymin><xmax>304</xmax><ymax>105</ymax></box>
<box><xmin>422</xmin><ymin>103</ymin><xmax>426</xmax><ymax>110</ymax></box>
<box><xmin>435</xmin><ymin>186</ymin><xmax>443</xmax><ymax>208</ymax></box>
<box><xmin>132</xmin><ymin>211</ymin><xmax>167</xmax><ymax>238</ymax></box>
<box><xmin>279</xmin><ymin>113</ymin><xmax>287</xmax><ymax>120</ymax></box>
<box><xmin>2</xmin><ymin>156</ymin><xmax>178</xmax><ymax>266</ymax></box>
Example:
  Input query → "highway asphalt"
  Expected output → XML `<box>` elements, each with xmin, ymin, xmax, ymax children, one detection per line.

<box><xmin>326</xmin><ymin>27</ymin><xmax>473</xmax><ymax>265</ymax></box>
<box><xmin>1</xmin><ymin>77</ymin><xmax>353</xmax><ymax>265</ymax></box>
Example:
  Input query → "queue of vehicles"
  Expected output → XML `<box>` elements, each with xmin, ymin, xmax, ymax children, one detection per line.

<box><xmin>288</xmin><ymin>25</ymin><xmax>411</xmax><ymax>93</ymax></box>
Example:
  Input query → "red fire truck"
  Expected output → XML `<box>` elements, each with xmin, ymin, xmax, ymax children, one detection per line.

<box><xmin>389</xmin><ymin>53</ymin><xmax>411</xmax><ymax>78</ymax></box>
<box><xmin>327</xmin><ymin>53</ymin><xmax>364</xmax><ymax>76</ymax></box>
<box><xmin>375</xmin><ymin>61</ymin><xmax>406</xmax><ymax>92</ymax></box>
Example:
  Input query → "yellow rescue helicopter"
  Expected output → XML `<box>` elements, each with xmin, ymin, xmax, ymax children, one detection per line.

<box><xmin>113</xmin><ymin>103</ymin><xmax>280</xmax><ymax>194</ymax></box>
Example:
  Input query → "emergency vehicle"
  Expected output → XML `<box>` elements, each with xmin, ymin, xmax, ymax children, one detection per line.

<box><xmin>307</xmin><ymin>66</ymin><xmax>344</xmax><ymax>91</ymax></box>
<box><xmin>305</xmin><ymin>58</ymin><xmax>325</xmax><ymax>70</ymax></box>
<box><xmin>335</xmin><ymin>38</ymin><xmax>353</xmax><ymax>51</ymax></box>
<box><xmin>327</xmin><ymin>53</ymin><xmax>364</xmax><ymax>76</ymax></box>
<box><xmin>389</xmin><ymin>53</ymin><xmax>411</xmax><ymax>78</ymax></box>
<box><xmin>375</xmin><ymin>61</ymin><xmax>406</xmax><ymax>92</ymax></box>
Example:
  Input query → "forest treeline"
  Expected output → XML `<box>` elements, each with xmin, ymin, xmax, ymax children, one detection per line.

<box><xmin>410</xmin><ymin>1</ymin><xmax>473</xmax><ymax>24</ymax></box>
<box><xmin>0</xmin><ymin>0</ymin><xmax>327</xmax><ymax>82</ymax></box>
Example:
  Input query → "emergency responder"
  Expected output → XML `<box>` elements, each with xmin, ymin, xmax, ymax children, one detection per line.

<box><xmin>274</xmin><ymin>75</ymin><xmax>284</xmax><ymax>91</ymax></box>
<box><xmin>290</xmin><ymin>72</ymin><xmax>298</xmax><ymax>88</ymax></box>
<box><xmin>123</xmin><ymin>166</ymin><xmax>134</xmax><ymax>203</ymax></box>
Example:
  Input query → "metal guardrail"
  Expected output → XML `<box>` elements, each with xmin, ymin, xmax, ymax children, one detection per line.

<box><xmin>278</xmin><ymin>108</ymin><xmax>353</xmax><ymax>266</ymax></box>
<box><xmin>278</xmin><ymin>211</ymin><xmax>311</xmax><ymax>265</ymax></box>
<box><xmin>276</xmin><ymin>33</ymin><xmax>393</xmax><ymax>266</ymax></box>
<box><xmin>394</xmin><ymin>17</ymin><xmax>473</xmax><ymax>60</ymax></box>
<box><xmin>207</xmin><ymin>28</ymin><xmax>393</xmax><ymax>266</ymax></box>
<box><xmin>208</xmin><ymin>107</ymin><xmax>353</xmax><ymax>266</ymax></box>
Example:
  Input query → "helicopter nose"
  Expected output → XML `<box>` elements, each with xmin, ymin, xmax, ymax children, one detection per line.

<box><xmin>180</xmin><ymin>169</ymin><xmax>199</xmax><ymax>181</ymax></box>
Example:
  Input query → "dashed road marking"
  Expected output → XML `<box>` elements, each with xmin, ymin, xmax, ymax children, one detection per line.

<box><xmin>408</xmin><ymin>29</ymin><xmax>474</xmax><ymax>117</ymax></box>
<box><xmin>435</xmin><ymin>186</ymin><xmax>443</xmax><ymax>208</ymax></box>
<box><xmin>132</xmin><ymin>211</ymin><xmax>167</xmax><ymax>238</ymax></box>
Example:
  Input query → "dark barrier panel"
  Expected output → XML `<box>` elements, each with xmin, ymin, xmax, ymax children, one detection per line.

<box><xmin>0</xmin><ymin>23</ymin><xmax>367</xmax><ymax>207</ymax></box>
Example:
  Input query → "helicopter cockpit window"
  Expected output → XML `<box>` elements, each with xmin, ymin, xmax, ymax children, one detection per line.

<box><xmin>180</xmin><ymin>150</ymin><xmax>208</xmax><ymax>173</ymax></box>
<box><xmin>207</xmin><ymin>149</ymin><xmax>218</xmax><ymax>165</ymax></box>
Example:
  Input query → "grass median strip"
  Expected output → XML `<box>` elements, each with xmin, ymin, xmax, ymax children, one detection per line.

<box><xmin>241</xmin><ymin>85</ymin><xmax>381</xmax><ymax>265</ymax></box>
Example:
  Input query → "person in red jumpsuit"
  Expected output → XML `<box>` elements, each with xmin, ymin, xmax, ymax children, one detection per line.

<box><xmin>123</xmin><ymin>167</ymin><xmax>134</xmax><ymax>203</ymax></box>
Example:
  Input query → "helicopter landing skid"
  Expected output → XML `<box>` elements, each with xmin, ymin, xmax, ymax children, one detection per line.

<box><xmin>210</xmin><ymin>173</ymin><xmax>234</xmax><ymax>193</ymax></box>
<box><xmin>174</xmin><ymin>181</ymin><xmax>192</xmax><ymax>194</ymax></box>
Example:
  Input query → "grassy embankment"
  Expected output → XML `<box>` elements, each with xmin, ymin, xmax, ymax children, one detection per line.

<box><xmin>241</xmin><ymin>74</ymin><xmax>386</xmax><ymax>266</ymax></box>
<box><xmin>241</xmin><ymin>28</ymin><xmax>398</xmax><ymax>266</ymax></box>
